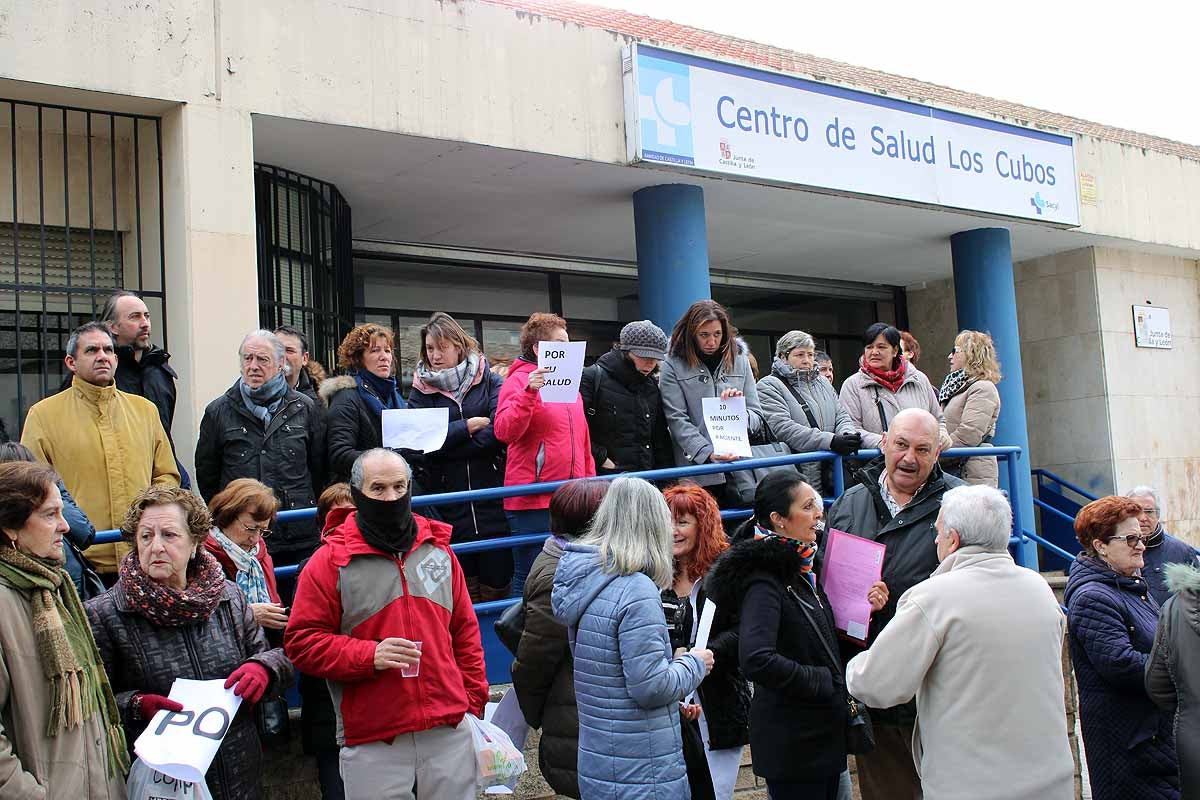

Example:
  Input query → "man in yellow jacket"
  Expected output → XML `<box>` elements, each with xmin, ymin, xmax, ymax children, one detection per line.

<box><xmin>21</xmin><ymin>321</ymin><xmax>180</xmax><ymax>574</ymax></box>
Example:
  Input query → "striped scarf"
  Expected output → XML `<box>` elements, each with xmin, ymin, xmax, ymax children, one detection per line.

<box><xmin>756</xmin><ymin>526</ymin><xmax>818</xmax><ymax>588</ymax></box>
<box><xmin>209</xmin><ymin>527</ymin><xmax>272</xmax><ymax>604</ymax></box>
<box><xmin>0</xmin><ymin>546</ymin><xmax>130</xmax><ymax>777</ymax></box>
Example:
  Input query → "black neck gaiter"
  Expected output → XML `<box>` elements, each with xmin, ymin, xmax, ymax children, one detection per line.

<box><xmin>351</xmin><ymin>486</ymin><xmax>418</xmax><ymax>556</ymax></box>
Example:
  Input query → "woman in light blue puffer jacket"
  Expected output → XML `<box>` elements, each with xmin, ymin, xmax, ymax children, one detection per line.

<box><xmin>552</xmin><ymin>477</ymin><xmax>714</xmax><ymax>800</ymax></box>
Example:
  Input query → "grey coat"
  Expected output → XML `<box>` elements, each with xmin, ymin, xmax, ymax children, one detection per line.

<box><xmin>552</xmin><ymin>543</ymin><xmax>705</xmax><ymax>799</ymax></box>
<box><xmin>838</xmin><ymin>365</ymin><xmax>949</xmax><ymax>450</ymax></box>
<box><xmin>757</xmin><ymin>359</ymin><xmax>856</xmax><ymax>494</ymax></box>
<box><xmin>1147</xmin><ymin>563</ymin><xmax>1200</xmax><ymax>797</ymax></box>
<box><xmin>659</xmin><ymin>346</ymin><xmax>765</xmax><ymax>487</ymax></box>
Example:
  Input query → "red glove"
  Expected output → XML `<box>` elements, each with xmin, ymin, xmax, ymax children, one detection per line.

<box><xmin>135</xmin><ymin>693</ymin><xmax>183</xmax><ymax>721</ymax></box>
<box><xmin>224</xmin><ymin>662</ymin><xmax>271</xmax><ymax>704</ymax></box>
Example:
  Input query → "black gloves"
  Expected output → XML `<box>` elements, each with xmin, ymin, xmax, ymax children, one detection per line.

<box><xmin>830</xmin><ymin>431</ymin><xmax>863</xmax><ymax>455</ymax></box>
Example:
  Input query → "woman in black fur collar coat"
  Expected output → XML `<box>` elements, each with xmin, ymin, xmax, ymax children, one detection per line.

<box><xmin>706</xmin><ymin>472</ymin><xmax>885</xmax><ymax>800</ymax></box>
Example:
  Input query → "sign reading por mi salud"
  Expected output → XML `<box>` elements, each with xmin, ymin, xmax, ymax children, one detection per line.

<box><xmin>623</xmin><ymin>44</ymin><xmax>1080</xmax><ymax>226</ymax></box>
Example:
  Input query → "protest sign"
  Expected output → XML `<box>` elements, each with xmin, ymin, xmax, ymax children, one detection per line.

<box><xmin>382</xmin><ymin>407</ymin><xmax>449</xmax><ymax>452</ymax></box>
<box><xmin>819</xmin><ymin>528</ymin><xmax>886</xmax><ymax>643</ymax></box>
<box><xmin>134</xmin><ymin>678</ymin><xmax>243</xmax><ymax>785</ymax></box>
<box><xmin>701</xmin><ymin>396</ymin><xmax>752</xmax><ymax>458</ymax></box>
<box><xmin>537</xmin><ymin>340</ymin><xmax>586</xmax><ymax>403</ymax></box>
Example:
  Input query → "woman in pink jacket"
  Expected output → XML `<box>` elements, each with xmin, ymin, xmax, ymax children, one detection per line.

<box><xmin>495</xmin><ymin>312</ymin><xmax>595</xmax><ymax>595</ymax></box>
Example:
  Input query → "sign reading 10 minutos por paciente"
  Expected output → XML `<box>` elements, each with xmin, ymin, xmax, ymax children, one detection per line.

<box><xmin>623</xmin><ymin>43</ymin><xmax>1080</xmax><ymax>226</ymax></box>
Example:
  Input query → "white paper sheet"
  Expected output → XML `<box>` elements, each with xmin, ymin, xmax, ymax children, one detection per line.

<box><xmin>133</xmin><ymin>678</ymin><xmax>243</xmax><ymax>784</ymax></box>
<box><xmin>484</xmin><ymin>688</ymin><xmax>529</xmax><ymax>751</ymax></box>
<box><xmin>693</xmin><ymin>599</ymin><xmax>717</xmax><ymax>652</ymax></box>
<box><xmin>381</xmin><ymin>407</ymin><xmax>449</xmax><ymax>452</ymax></box>
<box><xmin>537</xmin><ymin>340</ymin><xmax>587</xmax><ymax>403</ymax></box>
<box><xmin>701</xmin><ymin>396</ymin><xmax>752</xmax><ymax>458</ymax></box>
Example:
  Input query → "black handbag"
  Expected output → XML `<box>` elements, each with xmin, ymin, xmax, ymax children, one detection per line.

<box><xmin>787</xmin><ymin>586</ymin><xmax>875</xmax><ymax>755</ymax></box>
<box><xmin>494</xmin><ymin>598</ymin><xmax>525</xmax><ymax>656</ymax></box>
<box><xmin>256</xmin><ymin>696</ymin><xmax>291</xmax><ymax>747</ymax></box>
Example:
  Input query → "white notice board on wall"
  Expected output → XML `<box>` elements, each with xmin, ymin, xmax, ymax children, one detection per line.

<box><xmin>1132</xmin><ymin>306</ymin><xmax>1172</xmax><ymax>349</ymax></box>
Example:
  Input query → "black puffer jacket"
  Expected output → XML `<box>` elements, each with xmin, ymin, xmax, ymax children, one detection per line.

<box><xmin>407</xmin><ymin>360</ymin><xmax>507</xmax><ymax>540</ymax></box>
<box><xmin>511</xmin><ymin>537</ymin><xmax>579</xmax><ymax>798</ymax></box>
<box><xmin>706</xmin><ymin>536</ymin><xmax>847</xmax><ymax>781</ymax></box>
<box><xmin>86</xmin><ymin>580</ymin><xmax>295</xmax><ymax>800</ymax></box>
<box><xmin>661</xmin><ymin>581</ymin><xmax>751</xmax><ymax>752</ymax></box>
<box><xmin>580</xmin><ymin>349</ymin><xmax>673</xmax><ymax>474</ymax></box>
<box><xmin>194</xmin><ymin>382</ymin><xmax>326</xmax><ymax>559</ymax></box>
<box><xmin>321</xmin><ymin>375</ymin><xmax>383</xmax><ymax>484</ymax></box>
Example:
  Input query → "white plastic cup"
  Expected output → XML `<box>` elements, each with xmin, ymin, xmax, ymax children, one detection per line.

<box><xmin>401</xmin><ymin>641</ymin><xmax>422</xmax><ymax>678</ymax></box>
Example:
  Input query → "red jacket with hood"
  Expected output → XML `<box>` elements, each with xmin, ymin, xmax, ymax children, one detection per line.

<box><xmin>494</xmin><ymin>357</ymin><xmax>595</xmax><ymax>511</ymax></box>
<box><xmin>284</xmin><ymin>511</ymin><xmax>488</xmax><ymax>746</ymax></box>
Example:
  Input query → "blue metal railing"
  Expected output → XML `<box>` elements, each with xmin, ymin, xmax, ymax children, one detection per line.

<box><xmin>1032</xmin><ymin>468</ymin><xmax>1099</xmax><ymax>504</ymax></box>
<box><xmin>89</xmin><ymin>445</ymin><xmax>1030</xmax><ymax>685</ymax></box>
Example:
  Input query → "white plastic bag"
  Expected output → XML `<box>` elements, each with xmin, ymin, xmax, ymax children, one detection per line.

<box><xmin>464</xmin><ymin>712</ymin><xmax>527</xmax><ymax>792</ymax></box>
<box><xmin>126</xmin><ymin>758</ymin><xmax>213</xmax><ymax>800</ymax></box>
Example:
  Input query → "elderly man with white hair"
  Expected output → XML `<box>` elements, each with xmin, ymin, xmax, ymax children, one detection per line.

<box><xmin>195</xmin><ymin>329</ymin><xmax>326</xmax><ymax>590</ymax></box>
<box><xmin>845</xmin><ymin>485</ymin><xmax>1075</xmax><ymax>800</ymax></box>
<box><xmin>1125</xmin><ymin>484</ymin><xmax>1199</xmax><ymax>607</ymax></box>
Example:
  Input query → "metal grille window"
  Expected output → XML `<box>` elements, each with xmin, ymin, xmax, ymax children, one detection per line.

<box><xmin>0</xmin><ymin>99</ymin><xmax>165</xmax><ymax>436</ymax></box>
<box><xmin>255</xmin><ymin>164</ymin><xmax>353</xmax><ymax>372</ymax></box>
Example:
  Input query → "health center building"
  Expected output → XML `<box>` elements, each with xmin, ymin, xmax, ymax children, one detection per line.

<box><xmin>1</xmin><ymin>0</ymin><xmax>1198</xmax><ymax>554</ymax></box>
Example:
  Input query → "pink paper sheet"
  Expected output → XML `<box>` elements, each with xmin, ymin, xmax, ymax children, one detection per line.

<box><xmin>819</xmin><ymin>528</ymin><xmax>886</xmax><ymax>644</ymax></box>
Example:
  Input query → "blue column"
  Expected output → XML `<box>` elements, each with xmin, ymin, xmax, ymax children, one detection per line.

<box><xmin>633</xmin><ymin>184</ymin><xmax>711</xmax><ymax>332</ymax></box>
<box><xmin>950</xmin><ymin>227</ymin><xmax>1038</xmax><ymax>569</ymax></box>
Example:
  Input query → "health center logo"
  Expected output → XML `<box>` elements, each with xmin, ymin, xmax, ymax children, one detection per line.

<box><xmin>637</xmin><ymin>55</ymin><xmax>695</xmax><ymax>165</ymax></box>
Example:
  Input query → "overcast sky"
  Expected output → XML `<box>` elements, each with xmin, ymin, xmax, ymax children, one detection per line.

<box><xmin>587</xmin><ymin>0</ymin><xmax>1200</xmax><ymax>146</ymax></box>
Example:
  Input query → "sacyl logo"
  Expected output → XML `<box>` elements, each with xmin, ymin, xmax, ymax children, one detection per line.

<box><xmin>1030</xmin><ymin>192</ymin><xmax>1059</xmax><ymax>215</ymax></box>
<box><xmin>639</xmin><ymin>76</ymin><xmax>692</xmax><ymax>147</ymax></box>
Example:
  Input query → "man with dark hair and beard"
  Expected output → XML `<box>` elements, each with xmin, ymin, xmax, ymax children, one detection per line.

<box><xmin>284</xmin><ymin>448</ymin><xmax>487</xmax><ymax>800</ymax></box>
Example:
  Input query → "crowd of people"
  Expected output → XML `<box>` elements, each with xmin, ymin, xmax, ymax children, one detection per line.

<box><xmin>0</xmin><ymin>290</ymin><xmax>1197</xmax><ymax>799</ymax></box>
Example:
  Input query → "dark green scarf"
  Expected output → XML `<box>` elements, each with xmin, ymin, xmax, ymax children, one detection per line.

<box><xmin>0</xmin><ymin>546</ymin><xmax>130</xmax><ymax>777</ymax></box>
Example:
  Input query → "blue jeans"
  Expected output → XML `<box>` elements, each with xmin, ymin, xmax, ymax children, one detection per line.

<box><xmin>505</xmin><ymin>509</ymin><xmax>551</xmax><ymax>598</ymax></box>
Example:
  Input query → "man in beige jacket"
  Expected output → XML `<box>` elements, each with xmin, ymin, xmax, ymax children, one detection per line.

<box><xmin>21</xmin><ymin>322</ymin><xmax>179</xmax><ymax>574</ymax></box>
<box><xmin>845</xmin><ymin>485</ymin><xmax>1074</xmax><ymax>800</ymax></box>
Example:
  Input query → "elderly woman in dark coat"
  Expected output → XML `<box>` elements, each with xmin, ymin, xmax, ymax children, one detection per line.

<box><xmin>1065</xmin><ymin>495</ymin><xmax>1180</xmax><ymax>800</ymax></box>
<box><xmin>86</xmin><ymin>485</ymin><xmax>294</xmax><ymax>800</ymax></box>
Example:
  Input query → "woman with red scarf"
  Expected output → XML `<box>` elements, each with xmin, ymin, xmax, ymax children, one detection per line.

<box><xmin>838</xmin><ymin>323</ymin><xmax>951</xmax><ymax>451</ymax></box>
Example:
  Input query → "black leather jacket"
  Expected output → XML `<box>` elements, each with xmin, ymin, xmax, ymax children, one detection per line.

<box><xmin>195</xmin><ymin>381</ymin><xmax>326</xmax><ymax>557</ymax></box>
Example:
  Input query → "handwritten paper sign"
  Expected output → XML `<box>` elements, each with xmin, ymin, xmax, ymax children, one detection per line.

<box><xmin>819</xmin><ymin>529</ymin><xmax>886</xmax><ymax>644</ymax></box>
<box><xmin>702</xmin><ymin>396</ymin><xmax>751</xmax><ymax>458</ymax></box>
<box><xmin>382</xmin><ymin>407</ymin><xmax>450</xmax><ymax>452</ymax></box>
<box><xmin>537</xmin><ymin>341</ymin><xmax>586</xmax><ymax>403</ymax></box>
<box><xmin>134</xmin><ymin>678</ymin><xmax>243</xmax><ymax>784</ymax></box>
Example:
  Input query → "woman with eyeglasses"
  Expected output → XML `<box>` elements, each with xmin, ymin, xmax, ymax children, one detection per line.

<box><xmin>204</xmin><ymin>478</ymin><xmax>287</xmax><ymax>635</ymax></box>
<box><xmin>1065</xmin><ymin>495</ymin><xmax>1180</xmax><ymax>800</ymax></box>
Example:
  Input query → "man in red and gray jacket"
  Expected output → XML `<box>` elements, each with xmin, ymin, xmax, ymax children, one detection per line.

<box><xmin>285</xmin><ymin>448</ymin><xmax>488</xmax><ymax>799</ymax></box>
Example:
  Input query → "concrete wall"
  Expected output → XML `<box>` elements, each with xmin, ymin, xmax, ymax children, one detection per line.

<box><xmin>1092</xmin><ymin>247</ymin><xmax>1200</xmax><ymax>543</ymax></box>
<box><xmin>905</xmin><ymin>276</ymin><xmax>958</xmax><ymax>389</ymax></box>
<box><xmin>1014</xmin><ymin>247</ymin><xmax>1115</xmax><ymax>498</ymax></box>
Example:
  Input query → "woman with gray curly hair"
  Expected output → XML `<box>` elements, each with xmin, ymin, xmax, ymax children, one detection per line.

<box><xmin>85</xmin><ymin>485</ymin><xmax>294</xmax><ymax>799</ymax></box>
<box><xmin>756</xmin><ymin>330</ymin><xmax>861</xmax><ymax>495</ymax></box>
